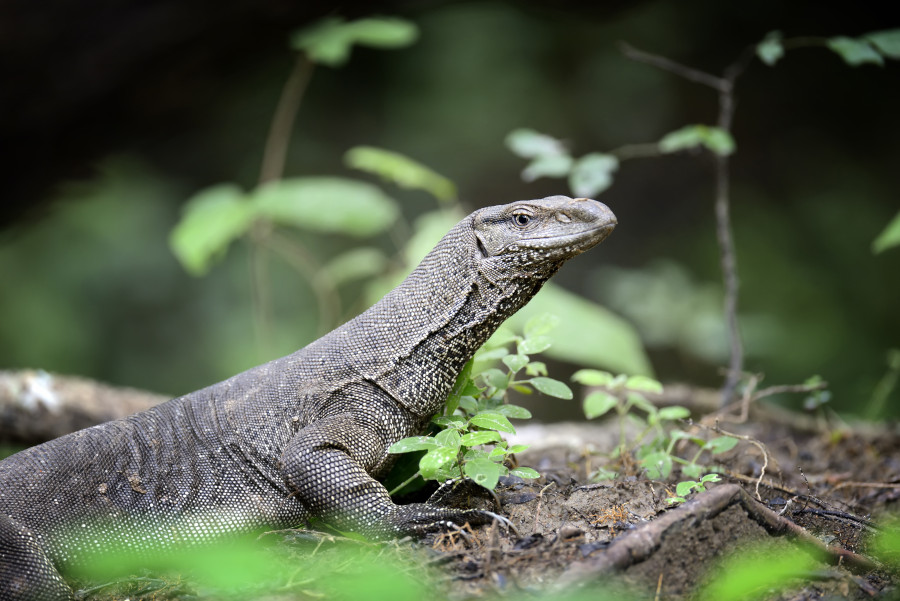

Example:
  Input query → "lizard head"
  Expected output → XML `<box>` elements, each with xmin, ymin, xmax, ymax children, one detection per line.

<box><xmin>472</xmin><ymin>195</ymin><xmax>617</xmax><ymax>276</ymax></box>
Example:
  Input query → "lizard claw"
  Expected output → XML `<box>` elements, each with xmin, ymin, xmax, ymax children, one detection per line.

<box><xmin>479</xmin><ymin>510</ymin><xmax>519</xmax><ymax>537</ymax></box>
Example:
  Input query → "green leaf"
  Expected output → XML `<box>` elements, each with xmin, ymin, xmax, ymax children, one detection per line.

<box><xmin>494</xmin><ymin>404</ymin><xmax>532</xmax><ymax>419</ymax></box>
<box><xmin>524</xmin><ymin>313</ymin><xmax>560</xmax><ymax>337</ymax></box>
<box><xmin>675</xmin><ymin>480</ymin><xmax>698</xmax><ymax>497</ymax></box>
<box><xmin>508</xmin><ymin>444</ymin><xmax>529</xmax><ymax>454</ymax></box>
<box><xmin>344</xmin><ymin>146</ymin><xmax>456</xmax><ymax>202</ymax></box>
<box><xmin>658</xmin><ymin>125</ymin><xmax>735</xmax><ymax>157</ymax></box>
<box><xmin>681</xmin><ymin>463</ymin><xmax>704</xmax><ymax>479</ymax></box>
<box><xmin>388</xmin><ymin>436</ymin><xmax>436</xmax><ymax>453</ymax></box>
<box><xmin>458</xmin><ymin>396</ymin><xmax>478</xmax><ymax>414</ymax></box>
<box><xmin>873</xmin><ymin>211</ymin><xmax>900</xmax><ymax>253</ymax></box>
<box><xmin>445</xmin><ymin>361</ymin><xmax>474</xmax><ymax>417</ymax></box>
<box><xmin>657</xmin><ymin>406</ymin><xmax>690</xmax><ymax>421</ymax></box>
<box><xmin>700</xmin><ymin>473</ymin><xmax>722</xmax><ymax>484</ymax></box>
<box><xmin>697</xmin><ymin>545</ymin><xmax>818</xmax><ymax>601</ymax></box>
<box><xmin>569</xmin><ymin>153</ymin><xmax>619</xmax><ymax>197</ymax></box>
<box><xmin>252</xmin><ymin>177</ymin><xmax>398</xmax><ymax>237</ymax></box>
<box><xmin>704</xmin><ymin>436</ymin><xmax>739</xmax><ymax>454</ymax></box>
<box><xmin>827</xmin><ymin>36</ymin><xmax>884</xmax><ymax>66</ymax></box>
<box><xmin>865</xmin><ymin>29</ymin><xmax>900</xmax><ymax>59</ymax></box>
<box><xmin>583</xmin><ymin>391</ymin><xmax>618</xmax><ymax>419</ymax></box>
<box><xmin>756</xmin><ymin>31</ymin><xmax>784</xmax><ymax>66</ymax></box>
<box><xmin>530</xmin><ymin>377</ymin><xmax>573</xmax><ymax>399</ymax></box>
<box><xmin>510</xmin><ymin>467</ymin><xmax>540</xmax><ymax>479</ymax></box>
<box><xmin>431</xmin><ymin>415</ymin><xmax>465</xmax><ymax>428</ymax></box>
<box><xmin>434</xmin><ymin>428</ymin><xmax>461</xmax><ymax>450</ymax></box>
<box><xmin>704</xmin><ymin>128</ymin><xmax>736</xmax><ymax>156</ymax></box>
<box><xmin>481</xmin><ymin>368</ymin><xmax>509</xmax><ymax>390</ymax></box>
<box><xmin>464</xmin><ymin>458</ymin><xmax>502</xmax><ymax>490</ymax></box>
<box><xmin>460</xmin><ymin>430</ymin><xmax>502</xmax><ymax>447</ymax></box>
<box><xmin>524</xmin><ymin>361</ymin><xmax>547</xmax><ymax>377</ymax></box>
<box><xmin>518</xmin><ymin>335</ymin><xmax>552</xmax><ymax>355</ymax></box>
<box><xmin>590</xmin><ymin>467</ymin><xmax>618</xmax><ymax>481</ymax></box>
<box><xmin>502</xmin><ymin>354</ymin><xmax>530</xmax><ymax>374</ymax></box>
<box><xmin>572</xmin><ymin>369</ymin><xmax>615</xmax><ymax>387</ymax></box>
<box><xmin>419</xmin><ymin>447</ymin><xmax>458</xmax><ymax>480</ymax></box>
<box><xmin>521</xmin><ymin>154</ymin><xmax>574</xmax><ymax>182</ymax></box>
<box><xmin>487</xmin><ymin>447</ymin><xmax>507</xmax><ymax>460</ymax></box>
<box><xmin>476</xmin><ymin>347</ymin><xmax>511</xmax><ymax>362</ymax></box>
<box><xmin>493</xmin><ymin>283</ymin><xmax>653</xmax><ymax>377</ymax></box>
<box><xmin>469</xmin><ymin>412</ymin><xmax>516</xmax><ymax>434</ymax></box>
<box><xmin>291</xmin><ymin>17</ymin><xmax>418</xmax><ymax>67</ymax></box>
<box><xmin>627</xmin><ymin>392</ymin><xmax>658</xmax><ymax>415</ymax></box>
<box><xmin>624</xmin><ymin>375</ymin><xmax>664</xmax><ymax>394</ymax></box>
<box><xmin>320</xmin><ymin>247</ymin><xmax>388</xmax><ymax>287</ymax></box>
<box><xmin>640</xmin><ymin>451</ymin><xmax>673</xmax><ymax>479</ymax></box>
<box><xmin>505</xmin><ymin>128</ymin><xmax>567</xmax><ymax>159</ymax></box>
<box><xmin>169</xmin><ymin>184</ymin><xmax>253</xmax><ymax>276</ymax></box>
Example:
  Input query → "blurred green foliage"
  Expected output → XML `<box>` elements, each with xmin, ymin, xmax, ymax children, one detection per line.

<box><xmin>0</xmin><ymin>4</ymin><xmax>898</xmax><ymax>417</ymax></box>
<box><xmin>71</xmin><ymin>527</ymin><xmax>430</xmax><ymax>600</ymax></box>
<box><xmin>696</xmin><ymin>542</ymin><xmax>822</xmax><ymax>601</ymax></box>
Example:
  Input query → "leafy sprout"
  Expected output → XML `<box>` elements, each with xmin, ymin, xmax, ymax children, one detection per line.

<box><xmin>388</xmin><ymin>314</ymin><xmax>572</xmax><ymax>493</ymax></box>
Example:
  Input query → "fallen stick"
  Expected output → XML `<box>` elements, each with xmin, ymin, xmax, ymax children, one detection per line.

<box><xmin>556</xmin><ymin>484</ymin><xmax>874</xmax><ymax>587</ymax></box>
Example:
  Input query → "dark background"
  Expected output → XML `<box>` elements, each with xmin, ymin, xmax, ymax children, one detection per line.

<box><xmin>1</xmin><ymin>1</ymin><xmax>898</xmax><ymax>417</ymax></box>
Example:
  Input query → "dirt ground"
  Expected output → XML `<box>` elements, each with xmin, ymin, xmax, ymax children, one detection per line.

<box><xmin>72</xmin><ymin>393</ymin><xmax>900</xmax><ymax>601</ymax></box>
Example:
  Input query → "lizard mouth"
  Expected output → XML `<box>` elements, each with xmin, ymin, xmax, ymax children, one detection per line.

<box><xmin>518</xmin><ymin>219</ymin><xmax>617</xmax><ymax>252</ymax></box>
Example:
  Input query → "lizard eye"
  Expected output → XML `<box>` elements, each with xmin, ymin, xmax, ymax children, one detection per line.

<box><xmin>512</xmin><ymin>213</ymin><xmax>531</xmax><ymax>228</ymax></box>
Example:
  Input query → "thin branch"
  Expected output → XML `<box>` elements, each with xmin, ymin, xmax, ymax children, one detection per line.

<box><xmin>713</xmin><ymin>48</ymin><xmax>752</xmax><ymax>405</ymax></box>
<box><xmin>259</xmin><ymin>55</ymin><xmax>315</xmax><ymax>184</ymax></box>
<box><xmin>249</xmin><ymin>222</ymin><xmax>274</xmax><ymax>356</ymax></box>
<box><xmin>262</xmin><ymin>230</ymin><xmax>341</xmax><ymax>337</ymax></box>
<box><xmin>608</xmin><ymin>142</ymin><xmax>664</xmax><ymax>160</ymax></box>
<box><xmin>621</xmin><ymin>41</ymin><xmax>758</xmax><ymax>406</ymax></box>
<box><xmin>249</xmin><ymin>54</ymin><xmax>316</xmax><ymax>354</ymax></box>
<box><xmin>619</xmin><ymin>42</ymin><xmax>727</xmax><ymax>91</ymax></box>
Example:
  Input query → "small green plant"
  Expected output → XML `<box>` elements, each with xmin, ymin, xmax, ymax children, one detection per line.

<box><xmin>508</xmin><ymin>28</ymin><xmax>900</xmax><ymax>405</ymax></box>
<box><xmin>572</xmin><ymin>369</ymin><xmax>738</xmax><ymax>482</ymax></box>
<box><xmin>666</xmin><ymin>473</ymin><xmax>722</xmax><ymax>505</ymax></box>
<box><xmin>388</xmin><ymin>314</ymin><xmax>572</xmax><ymax>493</ymax></box>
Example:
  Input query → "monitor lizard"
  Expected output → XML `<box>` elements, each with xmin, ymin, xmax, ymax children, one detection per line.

<box><xmin>0</xmin><ymin>195</ymin><xmax>616</xmax><ymax>600</ymax></box>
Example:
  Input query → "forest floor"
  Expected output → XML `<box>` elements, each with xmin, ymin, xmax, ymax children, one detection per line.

<box><xmin>74</xmin><ymin>389</ymin><xmax>900</xmax><ymax>601</ymax></box>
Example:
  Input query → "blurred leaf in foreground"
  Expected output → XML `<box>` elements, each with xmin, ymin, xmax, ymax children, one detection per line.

<box><xmin>291</xmin><ymin>17</ymin><xmax>418</xmax><ymax>67</ymax></box>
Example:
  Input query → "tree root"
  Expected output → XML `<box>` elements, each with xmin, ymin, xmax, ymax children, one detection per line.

<box><xmin>556</xmin><ymin>484</ymin><xmax>875</xmax><ymax>587</ymax></box>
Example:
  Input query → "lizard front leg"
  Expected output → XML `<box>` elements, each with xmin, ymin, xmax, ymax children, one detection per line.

<box><xmin>0</xmin><ymin>515</ymin><xmax>73</xmax><ymax>601</ymax></box>
<box><xmin>279</xmin><ymin>412</ymin><xmax>500</xmax><ymax>539</ymax></box>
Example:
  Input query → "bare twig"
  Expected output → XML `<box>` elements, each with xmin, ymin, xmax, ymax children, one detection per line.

<box><xmin>259</xmin><ymin>55</ymin><xmax>315</xmax><ymax>184</ymax></box>
<box><xmin>249</xmin><ymin>54</ymin><xmax>315</xmax><ymax>355</ymax></box>
<box><xmin>703</xmin><ymin>374</ymin><xmax>828</xmax><ymax>424</ymax></box>
<box><xmin>556</xmin><ymin>484</ymin><xmax>875</xmax><ymax>588</ymax></box>
<box><xmin>618</xmin><ymin>42</ymin><xmax>726</xmax><ymax>91</ymax></box>
<box><xmin>533</xmin><ymin>482</ymin><xmax>555</xmax><ymax>533</ymax></box>
<box><xmin>621</xmin><ymin>42</ymin><xmax>760</xmax><ymax>405</ymax></box>
<box><xmin>687</xmin><ymin>417</ymin><xmax>775</xmax><ymax>501</ymax></box>
<box><xmin>608</xmin><ymin>142</ymin><xmax>663</xmax><ymax>160</ymax></box>
<box><xmin>262</xmin><ymin>230</ymin><xmax>341</xmax><ymax>336</ymax></box>
<box><xmin>715</xmin><ymin>46</ymin><xmax>755</xmax><ymax>404</ymax></box>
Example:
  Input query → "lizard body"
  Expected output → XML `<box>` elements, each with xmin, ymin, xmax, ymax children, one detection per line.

<box><xmin>0</xmin><ymin>196</ymin><xmax>616</xmax><ymax>600</ymax></box>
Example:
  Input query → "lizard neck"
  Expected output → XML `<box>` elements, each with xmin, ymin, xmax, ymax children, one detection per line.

<box><xmin>340</xmin><ymin>217</ymin><xmax>554</xmax><ymax>416</ymax></box>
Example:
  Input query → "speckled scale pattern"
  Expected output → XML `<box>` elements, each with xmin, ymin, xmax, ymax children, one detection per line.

<box><xmin>0</xmin><ymin>196</ymin><xmax>616</xmax><ymax>600</ymax></box>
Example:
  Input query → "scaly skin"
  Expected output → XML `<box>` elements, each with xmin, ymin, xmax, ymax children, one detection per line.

<box><xmin>0</xmin><ymin>195</ymin><xmax>616</xmax><ymax>600</ymax></box>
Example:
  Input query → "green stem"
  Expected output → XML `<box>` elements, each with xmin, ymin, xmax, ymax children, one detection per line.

<box><xmin>388</xmin><ymin>470</ymin><xmax>423</xmax><ymax>497</ymax></box>
<box><xmin>259</xmin><ymin>55</ymin><xmax>315</xmax><ymax>184</ymax></box>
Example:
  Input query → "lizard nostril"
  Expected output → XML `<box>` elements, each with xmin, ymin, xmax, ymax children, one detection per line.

<box><xmin>556</xmin><ymin>212</ymin><xmax>572</xmax><ymax>223</ymax></box>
